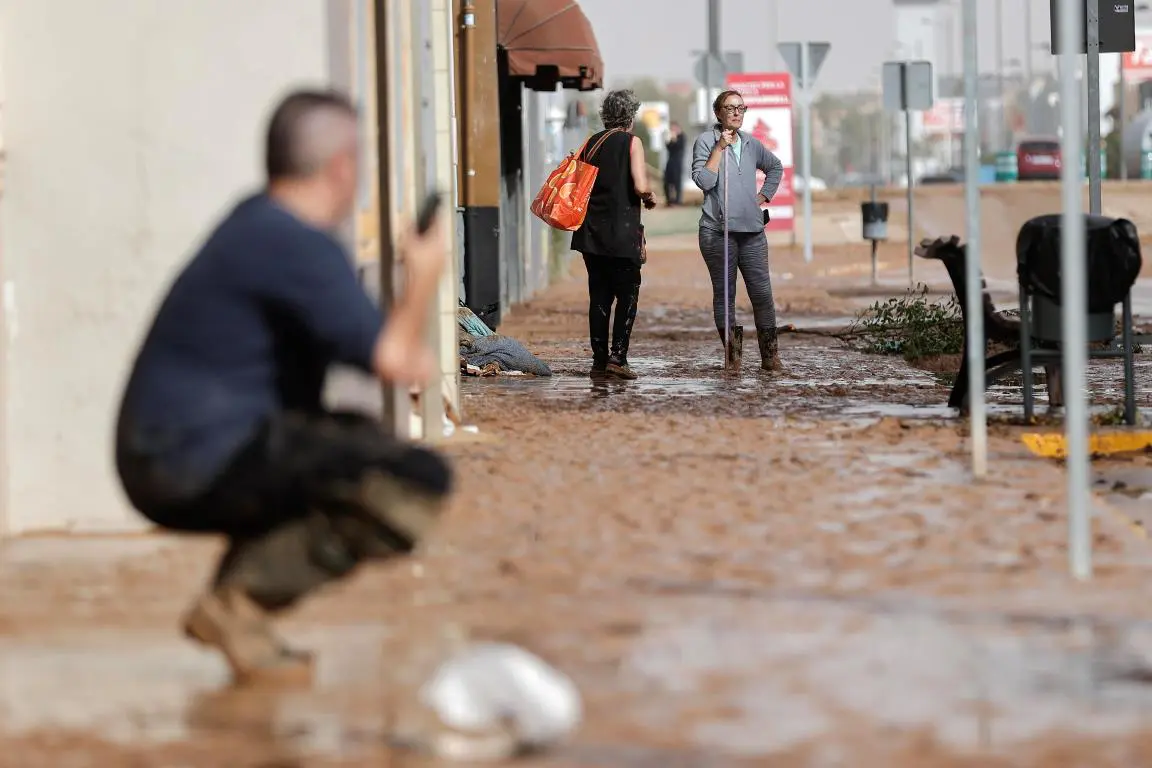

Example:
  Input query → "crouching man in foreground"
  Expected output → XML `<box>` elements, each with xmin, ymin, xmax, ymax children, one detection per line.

<box><xmin>115</xmin><ymin>89</ymin><xmax>451</xmax><ymax>685</ymax></box>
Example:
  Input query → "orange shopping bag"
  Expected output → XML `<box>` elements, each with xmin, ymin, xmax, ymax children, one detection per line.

<box><xmin>530</xmin><ymin>129</ymin><xmax>620</xmax><ymax>231</ymax></box>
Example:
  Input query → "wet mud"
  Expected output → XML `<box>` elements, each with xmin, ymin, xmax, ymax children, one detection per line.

<box><xmin>5</xmin><ymin>230</ymin><xmax>1152</xmax><ymax>766</ymax></box>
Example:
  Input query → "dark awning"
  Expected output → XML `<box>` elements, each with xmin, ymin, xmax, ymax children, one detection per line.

<box><xmin>496</xmin><ymin>0</ymin><xmax>604</xmax><ymax>91</ymax></box>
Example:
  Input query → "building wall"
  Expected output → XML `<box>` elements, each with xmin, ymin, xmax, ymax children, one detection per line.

<box><xmin>0</xmin><ymin>0</ymin><xmax>331</xmax><ymax>533</ymax></box>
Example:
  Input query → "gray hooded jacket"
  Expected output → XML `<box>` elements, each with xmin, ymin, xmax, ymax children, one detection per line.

<box><xmin>691</xmin><ymin>128</ymin><xmax>784</xmax><ymax>234</ymax></box>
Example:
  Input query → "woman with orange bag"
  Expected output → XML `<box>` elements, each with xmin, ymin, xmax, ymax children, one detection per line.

<box><xmin>571</xmin><ymin>89</ymin><xmax>656</xmax><ymax>380</ymax></box>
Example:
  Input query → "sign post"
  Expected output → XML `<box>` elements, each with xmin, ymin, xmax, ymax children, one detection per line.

<box><xmin>777</xmin><ymin>42</ymin><xmax>831</xmax><ymax>264</ymax></box>
<box><xmin>1048</xmin><ymin>0</ymin><xmax>1135</xmax><ymax>579</ymax></box>
<box><xmin>962</xmin><ymin>0</ymin><xmax>986</xmax><ymax>479</ymax></box>
<box><xmin>883</xmin><ymin>60</ymin><xmax>933</xmax><ymax>286</ymax></box>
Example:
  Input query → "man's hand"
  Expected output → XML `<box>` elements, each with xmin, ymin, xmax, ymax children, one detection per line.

<box><xmin>757</xmin><ymin>193</ymin><xmax>769</xmax><ymax>205</ymax></box>
<box><xmin>640</xmin><ymin>192</ymin><xmax>656</xmax><ymax>210</ymax></box>
<box><xmin>396</xmin><ymin>212</ymin><xmax>447</xmax><ymax>285</ymax></box>
<box><xmin>372</xmin><ymin>207</ymin><xmax>447</xmax><ymax>386</ymax></box>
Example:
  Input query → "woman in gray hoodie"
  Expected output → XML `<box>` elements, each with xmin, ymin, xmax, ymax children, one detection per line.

<box><xmin>691</xmin><ymin>89</ymin><xmax>785</xmax><ymax>371</ymax></box>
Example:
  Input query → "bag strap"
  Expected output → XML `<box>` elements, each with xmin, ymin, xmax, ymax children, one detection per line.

<box><xmin>582</xmin><ymin>128</ymin><xmax>623</xmax><ymax>161</ymax></box>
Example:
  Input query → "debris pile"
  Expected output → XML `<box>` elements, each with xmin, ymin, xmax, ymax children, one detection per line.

<box><xmin>457</xmin><ymin>302</ymin><xmax>552</xmax><ymax>377</ymax></box>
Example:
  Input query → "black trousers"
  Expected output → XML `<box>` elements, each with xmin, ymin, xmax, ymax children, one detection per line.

<box><xmin>664</xmin><ymin>170</ymin><xmax>683</xmax><ymax>205</ymax></box>
<box><xmin>582</xmin><ymin>253</ymin><xmax>642</xmax><ymax>367</ymax></box>
<box><xmin>118</xmin><ymin>410</ymin><xmax>452</xmax><ymax>611</ymax></box>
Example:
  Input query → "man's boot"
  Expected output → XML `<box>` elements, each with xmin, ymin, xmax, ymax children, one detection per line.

<box><xmin>721</xmin><ymin>325</ymin><xmax>743</xmax><ymax>371</ymax></box>
<box><xmin>189</xmin><ymin>513</ymin><xmax>366</xmax><ymax>685</ymax></box>
<box><xmin>757</xmin><ymin>326</ymin><xmax>783</xmax><ymax>373</ymax></box>
<box><xmin>182</xmin><ymin>586</ymin><xmax>315</xmax><ymax>686</ymax></box>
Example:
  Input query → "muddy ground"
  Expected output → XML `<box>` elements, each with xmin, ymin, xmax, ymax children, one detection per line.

<box><xmin>6</xmin><ymin>212</ymin><xmax>1152</xmax><ymax>766</ymax></box>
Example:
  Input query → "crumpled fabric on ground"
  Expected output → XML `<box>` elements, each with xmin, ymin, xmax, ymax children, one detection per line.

<box><xmin>457</xmin><ymin>302</ymin><xmax>495</xmax><ymax>339</ymax></box>
<box><xmin>456</xmin><ymin>301</ymin><xmax>551</xmax><ymax>377</ymax></box>
<box><xmin>459</xmin><ymin>334</ymin><xmax>552</xmax><ymax>377</ymax></box>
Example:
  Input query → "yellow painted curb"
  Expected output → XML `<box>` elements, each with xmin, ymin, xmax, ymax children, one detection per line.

<box><xmin>1021</xmin><ymin>431</ymin><xmax>1152</xmax><ymax>460</ymax></box>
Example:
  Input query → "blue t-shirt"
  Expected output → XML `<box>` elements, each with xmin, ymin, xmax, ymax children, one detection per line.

<box><xmin>116</xmin><ymin>193</ymin><xmax>383</xmax><ymax>492</ymax></box>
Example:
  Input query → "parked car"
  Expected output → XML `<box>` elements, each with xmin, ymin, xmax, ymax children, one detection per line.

<box><xmin>919</xmin><ymin>167</ymin><xmax>964</xmax><ymax>185</ymax></box>
<box><xmin>793</xmin><ymin>175</ymin><xmax>828</xmax><ymax>192</ymax></box>
<box><xmin>834</xmin><ymin>172</ymin><xmax>887</xmax><ymax>189</ymax></box>
<box><xmin>1017</xmin><ymin>137</ymin><xmax>1061</xmax><ymax>181</ymax></box>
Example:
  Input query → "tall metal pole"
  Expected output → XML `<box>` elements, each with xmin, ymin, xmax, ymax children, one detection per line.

<box><xmin>1120</xmin><ymin>54</ymin><xmax>1128</xmax><ymax>180</ymax></box>
<box><xmin>1025</xmin><ymin>0</ymin><xmax>1034</xmax><ymax>86</ymax></box>
<box><xmin>1058</xmin><ymin>0</ymin><xmax>1092</xmax><ymax>579</ymax></box>
<box><xmin>374</xmin><ymin>0</ymin><xmax>408</xmax><ymax>436</ymax></box>
<box><xmin>902</xmin><ymin>61</ymin><xmax>914</xmax><ymax>286</ymax></box>
<box><xmin>707</xmin><ymin>0</ymin><xmax>720</xmax><ymax>91</ymax></box>
<box><xmin>802</xmin><ymin>42</ymin><xmax>814</xmax><ymax>264</ymax></box>
<box><xmin>996</xmin><ymin>0</ymin><xmax>1006</xmax><ymax>148</ymax></box>
<box><xmin>1087</xmin><ymin>0</ymin><xmax>1103</xmax><ymax>211</ymax></box>
<box><xmin>963</xmin><ymin>0</ymin><xmax>986</xmax><ymax>478</ymax></box>
<box><xmin>906</xmin><ymin>105</ymin><xmax>914</xmax><ymax>285</ymax></box>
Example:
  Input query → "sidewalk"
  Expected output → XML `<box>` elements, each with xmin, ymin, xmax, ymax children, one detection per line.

<box><xmin>5</xmin><ymin>221</ymin><xmax>1152</xmax><ymax>766</ymax></box>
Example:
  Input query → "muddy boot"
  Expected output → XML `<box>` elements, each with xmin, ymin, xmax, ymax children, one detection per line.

<box><xmin>182</xmin><ymin>586</ymin><xmax>314</xmax><ymax>687</ymax></box>
<box><xmin>589</xmin><ymin>334</ymin><xmax>610</xmax><ymax>379</ymax></box>
<box><xmin>214</xmin><ymin>514</ymin><xmax>361</xmax><ymax>612</ymax></box>
<box><xmin>605</xmin><ymin>355</ymin><xmax>638</xmax><ymax>380</ymax></box>
<box><xmin>196</xmin><ymin>513</ymin><xmax>369</xmax><ymax>684</ymax></box>
<box><xmin>756</xmin><ymin>326</ymin><xmax>784</xmax><ymax>373</ymax></box>
<box><xmin>720</xmin><ymin>326</ymin><xmax>743</xmax><ymax>371</ymax></box>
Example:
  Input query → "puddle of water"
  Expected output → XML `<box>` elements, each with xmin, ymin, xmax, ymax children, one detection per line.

<box><xmin>618</xmin><ymin>599</ymin><xmax>1152</xmax><ymax>757</ymax></box>
<box><xmin>0</xmin><ymin>624</ymin><xmax>394</xmax><ymax>754</ymax></box>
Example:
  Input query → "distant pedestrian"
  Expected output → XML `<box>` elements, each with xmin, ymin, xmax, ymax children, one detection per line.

<box><xmin>691</xmin><ymin>89</ymin><xmax>785</xmax><ymax>372</ymax></box>
<box><xmin>571</xmin><ymin>89</ymin><xmax>656</xmax><ymax>380</ymax></box>
<box><xmin>663</xmin><ymin>122</ymin><xmax>686</xmax><ymax>206</ymax></box>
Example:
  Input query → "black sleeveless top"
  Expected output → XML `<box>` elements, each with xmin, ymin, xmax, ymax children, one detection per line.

<box><xmin>570</xmin><ymin>129</ymin><xmax>643</xmax><ymax>263</ymax></box>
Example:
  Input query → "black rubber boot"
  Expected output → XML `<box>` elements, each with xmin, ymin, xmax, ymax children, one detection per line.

<box><xmin>756</xmin><ymin>326</ymin><xmax>783</xmax><ymax>373</ymax></box>
<box><xmin>212</xmin><ymin>513</ymin><xmax>361</xmax><ymax>613</ymax></box>
<box><xmin>590</xmin><ymin>337</ymin><xmax>609</xmax><ymax>378</ymax></box>
<box><xmin>720</xmin><ymin>326</ymin><xmax>743</xmax><ymax>371</ymax></box>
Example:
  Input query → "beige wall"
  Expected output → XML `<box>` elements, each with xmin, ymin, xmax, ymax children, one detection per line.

<box><xmin>0</xmin><ymin>0</ymin><xmax>330</xmax><ymax>532</ymax></box>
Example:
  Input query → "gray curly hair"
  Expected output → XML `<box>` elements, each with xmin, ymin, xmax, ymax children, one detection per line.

<box><xmin>599</xmin><ymin>89</ymin><xmax>640</xmax><ymax>130</ymax></box>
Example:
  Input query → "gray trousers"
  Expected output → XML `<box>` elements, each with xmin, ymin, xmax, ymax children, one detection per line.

<box><xmin>698</xmin><ymin>227</ymin><xmax>777</xmax><ymax>334</ymax></box>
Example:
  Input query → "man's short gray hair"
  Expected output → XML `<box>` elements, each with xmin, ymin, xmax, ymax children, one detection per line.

<box><xmin>599</xmin><ymin>89</ymin><xmax>641</xmax><ymax>130</ymax></box>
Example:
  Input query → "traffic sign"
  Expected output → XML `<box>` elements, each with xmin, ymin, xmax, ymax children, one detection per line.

<box><xmin>777</xmin><ymin>42</ymin><xmax>830</xmax><ymax>89</ymax></box>
<box><xmin>693</xmin><ymin>53</ymin><xmax>728</xmax><ymax>88</ymax></box>
<box><xmin>882</xmin><ymin>60</ymin><xmax>934</xmax><ymax>111</ymax></box>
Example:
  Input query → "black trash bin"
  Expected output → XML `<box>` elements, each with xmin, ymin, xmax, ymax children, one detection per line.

<box><xmin>861</xmin><ymin>200</ymin><xmax>889</xmax><ymax>283</ymax></box>
<box><xmin>1016</xmin><ymin>213</ymin><xmax>1141</xmax><ymax>341</ymax></box>
<box><xmin>860</xmin><ymin>201</ymin><xmax>889</xmax><ymax>241</ymax></box>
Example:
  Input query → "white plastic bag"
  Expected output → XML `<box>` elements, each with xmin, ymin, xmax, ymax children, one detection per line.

<box><xmin>399</xmin><ymin>642</ymin><xmax>582</xmax><ymax>761</ymax></box>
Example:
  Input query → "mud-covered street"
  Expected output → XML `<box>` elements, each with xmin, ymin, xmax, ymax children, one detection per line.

<box><xmin>7</xmin><ymin>214</ymin><xmax>1152</xmax><ymax>766</ymax></box>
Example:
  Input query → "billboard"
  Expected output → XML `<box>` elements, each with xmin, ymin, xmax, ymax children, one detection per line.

<box><xmin>921</xmin><ymin>97</ymin><xmax>964</xmax><ymax>136</ymax></box>
<box><xmin>725</xmin><ymin>72</ymin><xmax>794</xmax><ymax>233</ymax></box>
<box><xmin>1123</xmin><ymin>29</ymin><xmax>1152</xmax><ymax>83</ymax></box>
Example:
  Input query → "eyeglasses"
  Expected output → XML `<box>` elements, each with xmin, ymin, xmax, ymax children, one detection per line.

<box><xmin>721</xmin><ymin>105</ymin><xmax>747</xmax><ymax>114</ymax></box>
